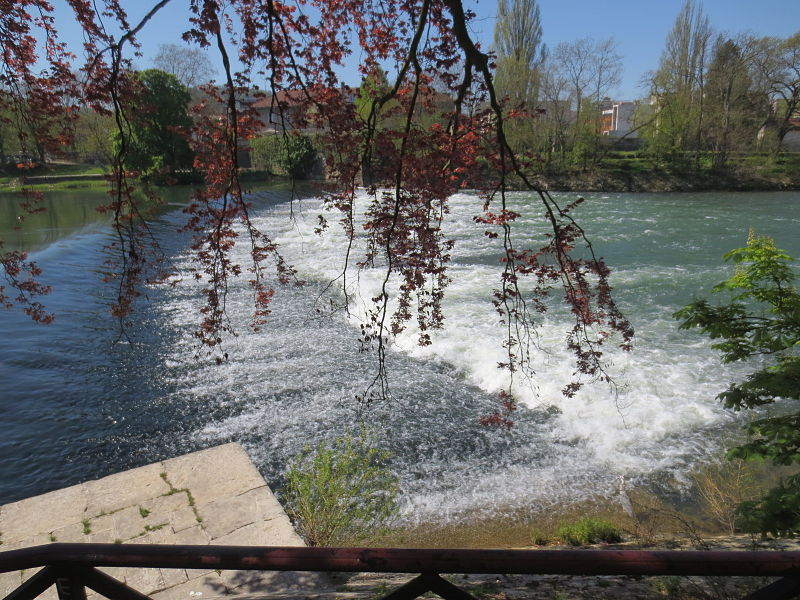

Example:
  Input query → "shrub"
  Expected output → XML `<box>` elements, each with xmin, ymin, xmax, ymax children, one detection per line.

<box><xmin>250</xmin><ymin>133</ymin><xmax>317</xmax><ymax>178</ymax></box>
<box><xmin>282</xmin><ymin>434</ymin><xmax>399</xmax><ymax>546</ymax></box>
<box><xmin>280</xmin><ymin>134</ymin><xmax>316</xmax><ymax>178</ymax></box>
<box><xmin>529</xmin><ymin>527</ymin><xmax>549</xmax><ymax>546</ymax></box>
<box><xmin>556</xmin><ymin>517</ymin><xmax>622</xmax><ymax>546</ymax></box>
<box><xmin>691</xmin><ymin>458</ymin><xmax>760</xmax><ymax>535</ymax></box>
<box><xmin>250</xmin><ymin>135</ymin><xmax>281</xmax><ymax>173</ymax></box>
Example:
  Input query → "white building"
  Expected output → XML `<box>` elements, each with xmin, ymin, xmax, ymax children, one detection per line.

<box><xmin>600</xmin><ymin>101</ymin><xmax>639</xmax><ymax>138</ymax></box>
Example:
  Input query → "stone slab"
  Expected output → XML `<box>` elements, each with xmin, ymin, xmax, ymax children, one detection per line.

<box><xmin>162</xmin><ymin>444</ymin><xmax>266</xmax><ymax>507</ymax></box>
<box><xmin>84</xmin><ymin>462</ymin><xmax>172</xmax><ymax>517</ymax></box>
<box><xmin>198</xmin><ymin>487</ymin><xmax>291</xmax><ymax>540</ymax></box>
<box><xmin>0</xmin><ymin>443</ymin><xmax>311</xmax><ymax>599</ymax></box>
<box><xmin>0</xmin><ymin>484</ymin><xmax>87</xmax><ymax>544</ymax></box>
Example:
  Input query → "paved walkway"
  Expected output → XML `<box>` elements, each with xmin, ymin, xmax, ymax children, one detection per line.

<box><xmin>0</xmin><ymin>444</ymin><xmax>335</xmax><ymax>600</ymax></box>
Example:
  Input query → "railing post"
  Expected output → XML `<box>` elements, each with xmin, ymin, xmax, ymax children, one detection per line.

<box><xmin>378</xmin><ymin>573</ymin><xmax>479</xmax><ymax>600</ymax></box>
<box><xmin>54</xmin><ymin>570</ymin><xmax>86</xmax><ymax>600</ymax></box>
<box><xmin>3</xmin><ymin>566</ymin><xmax>58</xmax><ymax>600</ymax></box>
<box><xmin>742</xmin><ymin>576</ymin><xmax>800</xmax><ymax>600</ymax></box>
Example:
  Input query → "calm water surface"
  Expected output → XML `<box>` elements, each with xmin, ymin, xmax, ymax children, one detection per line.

<box><xmin>1</xmin><ymin>188</ymin><xmax>798</xmax><ymax>521</ymax></box>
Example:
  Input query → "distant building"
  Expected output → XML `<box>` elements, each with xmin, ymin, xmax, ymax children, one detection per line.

<box><xmin>600</xmin><ymin>101</ymin><xmax>639</xmax><ymax>138</ymax></box>
<box><xmin>247</xmin><ymin>90</ymin><xmax>309</xmax><ymax>133</ymax></box>
<box><xmin>778</xmin><ymin>110</ymin><xmax>800</xmax><ymax>151</ymax></box>
<box><xmin>757</xmin><ymin>101</ymin><xmax>800</xmax><ymax>150</ymax></box>
<box><xmin>246</xmin><ymin>87</ymin><xmax>357</xmax><ymax>134</ymax></box>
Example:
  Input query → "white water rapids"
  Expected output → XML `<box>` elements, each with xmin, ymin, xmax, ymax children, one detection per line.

<box><xmin>142</xmin><ymin>188</ymin><xmax>800</xmax><ymax>523</ymax></box>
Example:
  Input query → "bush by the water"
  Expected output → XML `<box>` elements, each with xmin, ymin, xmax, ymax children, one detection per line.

<box><xmin>282</xmin><ymin>433</ymin><xmax>399</xmax><ymax>546</ymax></box>
<box><xmin>556</xmin><ymin>517</ymin><xmax>623</xmax><ymax>546</ymax></box>
<box><xmin>250</xmin><ymin>133</ymin><xmax>317</xmax><ymax>179</ymax></box>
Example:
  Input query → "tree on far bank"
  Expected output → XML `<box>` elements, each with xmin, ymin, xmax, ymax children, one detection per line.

<box><xmin>552</xmin><ymin>37</ymin><xmax>621</xmax><ymax>163</ymax></box>
<box><xmin>748</xmin><ymin>32</ymin><xmax>800</xmax><ymax>154</ymax></box>
<box><xmin>645</xmin><ymin>0</ymin><xmax>712</xmax><ymax>160</ymax></box>
<box><xmin>152</xmin><ymin>43</ymin><xmax>216</xmax><ymax>88</ymax></box>
<box><xmin>354</xmin><ymin>67</ymin><xmax>404</xmax><ymax>183</ymax></box>
<box><xmin>493</xmin><ymin>0</ymin><xmax>547</xmax><ymax>108</ymax></box>
<box><xmin>116</xmin><ymin>69</ymin><xmax>194</xmax><ymax>177</ymax></box>
<box><xmin>72</xmin><ymin>109</ymin><xmax>115</xmax><ymax>165</ymax></box>
<box><xmin>704</xmin><ymin>37</ymin><xmax>763</xmax><ymax>169</ymax></box>
<box><xmin>535</xmin><ymin>59</ymin><xmax>573</xmax><ymax>164</ymax></box>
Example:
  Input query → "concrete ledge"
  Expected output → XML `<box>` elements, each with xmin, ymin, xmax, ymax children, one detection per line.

<box><xmin>0</xmin><ymin>443</ymin><xmax>321</xmax><ymax>599</ymax></box>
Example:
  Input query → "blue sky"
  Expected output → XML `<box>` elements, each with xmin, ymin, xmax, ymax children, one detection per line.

<box><xmin>49</xmin><ymin>0</ymin><xmax>800</xmax><ymax>100</ymax></box>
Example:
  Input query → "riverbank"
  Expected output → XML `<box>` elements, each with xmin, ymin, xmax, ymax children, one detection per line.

<box><xmin>5</xmin><ymin>154</ymin><xmax>800</xmax><ymax>193</ymax></box>
<box><xmin>0</xmin><ymin>164</ymin><xmax>297</xmax><ymax>192</ymax></box>
<box><xmin>529</xmin><ymin>156</ymin><xmax>800</xmax><ymax>192</ymax></box>
<box><xmin>533</xmin><ymin>169</ymin><xmax>800</xmax><ymax>193</ymax></box>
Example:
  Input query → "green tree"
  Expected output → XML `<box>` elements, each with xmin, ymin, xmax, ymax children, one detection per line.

<box><xmin>250</xmin><ymin>133</ymin><xmax>316</xmax><ymax>179</ymax></box>
<box><xmin>280</xmin><ymin>134</ymin><xmax>316</xmax><ymax>179</ymax></box>
<box><xmin>249</xmin><ymin>134</ymin><xmax>281</xmax><ymax>173</ymax></box>
<box><xmin>355</xmin><ymin>66</ymin><xmax>392</xmax><ymax>123</ymax></box>
<box><xmin>72</xmin><ymin>108</ymin><xmax>115</xmax><ymax>165</ymax></box>
<box><xmin>675</xmin><ymin>231</ymin><xmax>800</xmax><ymax>537</ymax></box>
<box><xmin>493</xmin><ymin>0</ymin><xmax>547</xmax><ymax>108</ymax></box>
<box><xmin>748</xmin><ymin>32</ymin><xmax>800</xmax><ymax>154</ymax></box>
<box><xmin>0</xmin><ymin>105</ymin><xmax>19</xmax><ymax>165</ymax></box>
<box><xmin>645</xmin><ymin>0</ymin><xmax>712</xmax><ymax>161</ymax></box>
<box><xmin>704</xmin><ymin>37</ymin><xmax>760</xmax><ymax>169</ymax></box>
<box><xmin>355</xmin><ymin>67</ymin><xmax>403</xmax><ymax>183</ymax></box>
<box><xmin>117</xmin><ymin>69</ymin><xmax>194</xmax><ymax>176</ymax></box>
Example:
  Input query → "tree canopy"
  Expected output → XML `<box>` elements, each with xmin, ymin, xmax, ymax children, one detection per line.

<box><xmin>152</xmin><ymin>43</ymin><xmax>216</xmax><ymax>88</ymax></box>
<box><xmin>493</xmin><ymin>0</ymin><xmax>547</xmax><ymax>107</ymax></box>
<box><xmin>1</xmin><ymin>0</ymin><xmax>633</xmax><ymax>411</ymax></box>
<box><xmin>642</xmin><ymin>0</ymin><xmax>800</xmax><ymax>162</ymax></box>
<box><xmin>116</xmin><ymin>69</ymin><xmax>194</xmax><ymax>177</ymax></box>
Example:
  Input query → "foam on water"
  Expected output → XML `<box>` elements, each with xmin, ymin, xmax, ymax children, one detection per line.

<box><xmin>150</xmin><ymin>189</ymin><xmax>798</xmax><ymax>522</ymax></box>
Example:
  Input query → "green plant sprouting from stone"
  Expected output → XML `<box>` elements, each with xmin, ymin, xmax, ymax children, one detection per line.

<box><xmin>159</xmin><ymin>472</ymin><xmax>203</xmax><ymax>525</ymax></box>
<box><xmin>282</xmin><ymin>433</ymin><xmax>399</xmax><ymax>547</ymax></box>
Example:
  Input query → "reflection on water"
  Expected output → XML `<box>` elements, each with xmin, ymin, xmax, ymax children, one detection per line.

<box><xmin>0</xmin><ymin>181</ymin><xmax>318</xmax><ymax>253</ymax></box>
<box><xmin>0</xmin><ymin>190</ymin><xmax>113</xmax><ymax>253</ymax></box>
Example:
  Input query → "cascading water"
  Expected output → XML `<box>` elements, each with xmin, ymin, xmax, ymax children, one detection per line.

<box><xmin>1</xmin><ymin>188</ymin><xmax>798</xmax><ymax>522</ymax></box>
<box><xmin>151</xmin><ymin>189</ymin><xmax>796</xmax><ymax>522</ymax></box>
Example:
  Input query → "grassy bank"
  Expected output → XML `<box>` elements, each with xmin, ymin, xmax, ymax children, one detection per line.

<box><xmin>530</xmin><ymin>151</ymin><xmax>800</xmax><ymax>192</ymax></box>
<box><xmin>0</xmin><ymin>163</ymin><xmax>302</xmax><ymax>192</ymax></box>
<box><xmin>0</xmin><ymin>163</ymin><xmax>109</xmax><ymax>191</ymax></box>
<box><xmin>6</xmin><ymin>153</ymin><xmax>800</xmax><ymax>194</ymax></box>
<box><xmin>369</xmin><ymin>460</ymin><xmax>800</xmax><ymax>550</ymax></box>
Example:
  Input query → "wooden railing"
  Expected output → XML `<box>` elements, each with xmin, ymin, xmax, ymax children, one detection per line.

<box><xmin>2</xmin><ymin>544</ymin><xmax>800</xmax><ymax>600</ymax></box>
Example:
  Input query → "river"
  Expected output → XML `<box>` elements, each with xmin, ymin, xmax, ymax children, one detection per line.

<box><xmin>1</xmin><ymin>187</ymin><xmax>798</xmax><ymax>524</ymax></box>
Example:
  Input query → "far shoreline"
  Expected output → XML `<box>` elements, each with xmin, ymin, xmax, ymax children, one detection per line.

<box><xmin>520</xmin><ymin>168</ymin><xmax>800</xmax><ymax>194</ymax></box>
<box><xmin>3</xmin><ymin>161</ymin><xmax>800</xmax><ymax>194</ymax></box>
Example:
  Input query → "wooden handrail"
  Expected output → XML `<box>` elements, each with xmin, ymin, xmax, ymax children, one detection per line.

<box><xmin>2</xmin><ymin>544</ymin><xmax>800</xmax><ymax>600</ymax></box>
<box><xmin>2</xmin><ymin>543</ymin><xmax>800</xmax><ymax>576</ymax></box>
